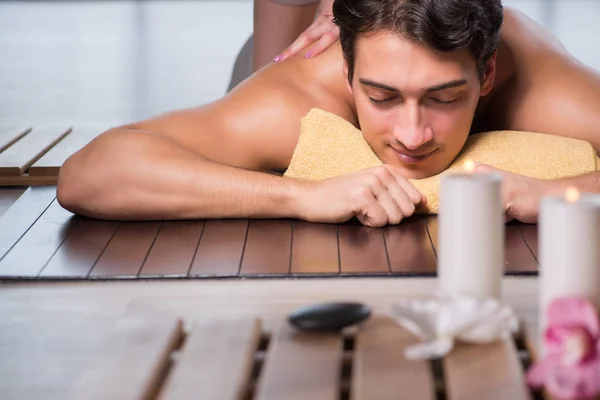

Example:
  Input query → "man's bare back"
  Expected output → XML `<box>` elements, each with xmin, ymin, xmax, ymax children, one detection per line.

<box><xmin>57</xmin><ymin>6</ymin><xmax>600</xmax><ymax>226</ymax></box>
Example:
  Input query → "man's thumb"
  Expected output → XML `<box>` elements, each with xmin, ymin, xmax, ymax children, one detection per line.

<box><xmin>472</xmin><ymin>162</ymin><xmax>495</xmax><ymax>174</ymax></box>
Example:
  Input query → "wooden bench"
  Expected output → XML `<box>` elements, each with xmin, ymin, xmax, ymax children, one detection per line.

<box><xmin>0</xmin><ymin>186</ymin><xmax>539</xmax><ymax>280</ymax></box>
<box><xmin>0</xmin><ymin>126</ymin><xmax>103</xmax><ymax>186</ymax></box>
<box><xmin>65</xmin><ymin>314</ymin><xmax>536</xmax><ymax>400</ymax></box>
<box><xmin>0</xmin><ymin>277</ymin><xmax>541</xmax><ymax>399</ymax></box>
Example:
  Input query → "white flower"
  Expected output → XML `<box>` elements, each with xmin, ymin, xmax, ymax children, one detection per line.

<box><xmin>389</xmin><ymin>295</ymin><xmax>519</xmax><ymax>360</ymax></box>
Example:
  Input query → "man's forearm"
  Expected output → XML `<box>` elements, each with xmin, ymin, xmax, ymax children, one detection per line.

<box><xmin>553</xmin><ymin>171</ymin><xmax>600</xmax><ymax>194</ymax></box>
<box><xmin>57</xmin><ymin>129</ymin><xmax>306</xmax><ymax>220</ymax></box>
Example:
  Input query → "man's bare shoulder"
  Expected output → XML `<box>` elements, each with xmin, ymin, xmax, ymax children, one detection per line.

<box><xmin>124</xmin><ymin>46</ymin><xmax>354</xmax><ymax>172</ymax></box>
<box><xmin>483</xmin><ymin>7</ymin><xmax>600</xmax><ymax>150</ymax></box>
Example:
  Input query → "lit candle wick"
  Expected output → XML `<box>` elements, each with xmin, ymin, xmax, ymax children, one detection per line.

<box><xmin>464</xmin><ymin>160</ymin><xmax>475</xmax><ymax>173</ymax></box>
<box><xmin>565</xmin><ymin>187</ymin><xmax>579</xmax><ymax>203</ymax></box>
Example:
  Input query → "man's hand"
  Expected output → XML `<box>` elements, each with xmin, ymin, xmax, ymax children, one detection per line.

<box><xmin>294</xmin><ymin>165</ymin><xmax>426</xmax><ymax>227</ymax></box>
<box><xmin>474</xmin><ymin>163</ymin><xmax>562</xmax><ymax>223</ymax></box>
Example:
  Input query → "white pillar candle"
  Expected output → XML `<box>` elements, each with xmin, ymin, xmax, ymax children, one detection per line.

<box><xmin>539</xmin><ymin>188</ymin><xmax>600</xmax><ymax>337</ymax></box>
<box><xmin>438</xmin><ymin>161</ymin><xmax>504</xmax><ymax>299</ymax></box>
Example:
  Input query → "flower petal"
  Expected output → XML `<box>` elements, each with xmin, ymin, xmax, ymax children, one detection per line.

<box><xmin>460</xmin><ymin>307</ymin><xmax>518</xmax><ymax>343</ymax></box>
<box><xmin>390</xmin><ymin>300</ymin><xmax>439</xmax><ymax>340</ymax></box>
<box><xmin>578</xmin><ymin>357</ymin><xmax>600</xmax><ymax>396</ymax></box>
<box><xmin>526</xmin><ymin>361</ymin><xmax>552</xmax><ymax>388</ymax></box>
<box><xmin>404</xmin><ymin>337</ymin><xmax>454</xmax><ymax>360</ymax></box>
<box><xmin>547</xmin><ymin>297</ymin><xmax>600</xmax><ymax>339</ymax></box>
<box><xmin>436</xmin><ymin>297</ymin><xmax>518</xmax><ymax>343</ymax></box>
<box><xmin>545</xmin><ymin>359</ymin><xmax>600</xmax><ymax>400</ymax></box>
<box><xmin>545</xmin><ymin>326</ymin><xmax>583</xmax><ymax>358</ymax></box>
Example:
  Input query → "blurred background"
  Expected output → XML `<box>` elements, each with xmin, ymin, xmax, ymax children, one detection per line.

<box><xmin>0</xmin><ymin>0</ymin><xmax>599</xmax><ymax>128</ymax></box>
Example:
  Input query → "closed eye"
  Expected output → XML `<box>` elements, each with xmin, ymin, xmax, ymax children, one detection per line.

<box><xmin>369</xmin><ymin>97</ymin><xmax>397</xmax><ymax>105</ymax></box>
<box><xmin>370</xmin><ymin>97</ymin><xmax>460</xmax><ymax>106</ymax></box>
<box><xmin>429</xmin><ymin>97</ymin><xmax>459</xmax><ymax>106</ymax></box>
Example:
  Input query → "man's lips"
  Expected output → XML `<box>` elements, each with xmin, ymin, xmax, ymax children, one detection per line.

<box><xmin>391</xmin><ymin>147</ymin><xmax>437</xmax><ymax>164</ymax></box>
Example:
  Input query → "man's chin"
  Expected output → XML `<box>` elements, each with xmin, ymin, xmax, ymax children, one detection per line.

<box><xmin>382</xmin><ymin>160</ymin><xmax>448</xmax><ymax>180</ymax></box>
<box><xmin>400</xmin><ymin>168</ymin><xmax>438</xmax><ymax>180</ymax></box>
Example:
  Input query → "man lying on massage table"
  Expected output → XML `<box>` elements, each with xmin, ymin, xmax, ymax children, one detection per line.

<box><xmin>57</xmin><ymin>0</ymin><xmax>600</xmax><ymax>227</ymax></box>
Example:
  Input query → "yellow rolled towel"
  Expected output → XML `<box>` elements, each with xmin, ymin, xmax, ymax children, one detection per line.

<box><xmin>284</xmin><ymin>108</ymin><xmax>600</xmax><ymax>214</ymax></box>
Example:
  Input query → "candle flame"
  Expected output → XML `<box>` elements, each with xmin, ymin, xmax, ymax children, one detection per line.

<box><xmin>464</xmin><ymin>159</ymin><xmax>475</xmax><ymax>173</ymax></box>
<box><xmin>565</xmin><ymin>187</ymin><xmax>579</xmax><ymax>203</ymax></box>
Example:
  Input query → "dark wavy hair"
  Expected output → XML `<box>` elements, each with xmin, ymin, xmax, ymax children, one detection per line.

<box><xmin>332</xmin><ymin>0</ymin><xmax>504</xmax><ymax>84</ymax></box>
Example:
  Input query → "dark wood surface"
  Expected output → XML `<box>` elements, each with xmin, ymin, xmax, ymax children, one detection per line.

<box><xmin>189</xmin><ymin>219</ymin><xmax>247</xmax><ymax>277</ymax></box>
<box><xmin>291</xmin><ymin>221</ymin><xmax>339</xmax><ymax>275</ymax></box>
<box><xmin>0</xmin><ymin>186</ymin><xmax>539</xmax><ymax>280</ymax></box>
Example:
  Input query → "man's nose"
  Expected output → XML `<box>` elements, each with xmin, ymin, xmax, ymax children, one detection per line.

<box><xmin>392</xmin><ymin>104</ymin><xmax>433</xmax><ymax>150</ymax></box>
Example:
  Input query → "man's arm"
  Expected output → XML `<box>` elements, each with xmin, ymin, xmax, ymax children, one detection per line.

<box><xmin>555</xmin><ymin>172</ymin><xmax>600</xmax><ymax>194</ymax></box>
<box><xmin>477</xmin><ymin>10</ymin><xmax>600</xmax><ymax>222</ymax></box>
<box><xmin>58</xmin><ymin>127</ymin><xmax>305</xmax><ymax>220</ymax></box>
<box><xmin>57</xmin><ymin>71</ymin><xmax>314</xmax><ymax>220</ymax></box>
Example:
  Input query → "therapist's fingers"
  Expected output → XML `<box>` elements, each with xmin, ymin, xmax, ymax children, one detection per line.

<box><xmin>274</xmin><ymin>15</ymin><xmax>335</xmax><ymax>61</ymax></box>
<box><xmin>303</xmin><ymin>28</ymin><xmax>339</xmax><ymax>58</ymax></box>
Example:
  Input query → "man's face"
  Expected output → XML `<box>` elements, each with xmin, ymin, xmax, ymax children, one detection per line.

<box><xmin>346</xmin><ymin>31</ymin><xmax>495</xmax><ymax>179</ymax></box>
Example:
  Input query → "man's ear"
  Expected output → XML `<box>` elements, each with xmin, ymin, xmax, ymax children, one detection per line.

<box><xmin>480</xmin><ymin>51</ymin><xmax>497</xmax><ymax>96</ymax></box>
<box><xmin>343</xmin><ymin>59</ymin><xmax>353</xmax><ymax>94</ymax></box>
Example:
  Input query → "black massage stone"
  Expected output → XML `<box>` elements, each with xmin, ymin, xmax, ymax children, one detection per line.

<box><xmin>288</xmin><ymin>302</ymin><xmax>371</xmax><ymax>332</ymax></box>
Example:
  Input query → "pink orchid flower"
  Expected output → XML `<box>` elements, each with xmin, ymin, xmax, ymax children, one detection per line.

<box><xmin>527</xmin><ymin>297</ymin><xmax>600</xmax><ymax>399</ymax></box>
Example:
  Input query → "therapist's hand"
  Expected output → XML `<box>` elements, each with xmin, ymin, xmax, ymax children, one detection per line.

<box><xmin>274</xmin><ymin>0</ymin><xmax>338</xmax><ymax>62</ymax></box>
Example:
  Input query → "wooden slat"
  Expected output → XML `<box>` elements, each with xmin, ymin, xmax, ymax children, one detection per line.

<box><xmin>518</xmin><ymin>224</ymin><xmax>538</xmax><ymax>260</ymax></box>
<box><xmin>353</xmin><ymin>316</ymin><xmax>436</xmax><ymax>400</ymax></box>
<box><xmin>505</xmin><ymin>224</ymin><xmax>537</xmax><ymax>274</ymax></box>
<box><xmin>0</xmin><ymin>126</ymin><xmax>71</xmax><ymax>176</ymax></box>
<box><xmin>189</xmin><ymin>219</ymin><xmax>248</xmax><ymax>277</ymax></box>
<box><xmin>0</xmin><ymin>187</ymin><xmax>27</xmax><ymax>218</ymax></box>
<box><xmin>240</xmin><ymin>220</ymin><xmax>292</xmax><ymax>275</ymax></box>
<box><xmin>0</xmin><ymin>186</ymin><xmax>57</xmax><ymax>260</ymax></box>
<box><xmin>0</xmin><ymin>175</ymin><xmax>58</xmax><ymax>185</ymax></box>
<box><xmin>385</xmin><ymin>218</ymin><xmax>437</xmax><ymax>275</ymax></box>
<box><xmin>443</xmin><ymin>339</ymin><xmax>531</xmax><ymax>400</ymax></box>
<box><xmin>158</xmin><ymin>318</ymin><xmax>261</xmax><ymax>400</ymax></box>
<box><xmin>69</xmin><ymin>316</ymin><xmax>183</xmax><ymax>400</ymax></box>
<box><xmin>29</xmin><ymin>126</ymin><xmax>104</xmax><ymax>176</ymax></box>
<box><xmin>255</xmin><ymin>323</ymin><xmax>342</xmax><ymax>400</ymax></box>
<box><xmin>139</xmin><ymin>221</ymin><xmax>205</xmax><ymax>277</ymax></box>
<box><xmin>39</xmin><ymin>217</ymin><xmax>119</xmax><ymax>278</ymax></box>
<box><xmin>425</xmin><ymin>217</ymin><xmax>439</xmax><ymax>251</ymax></box>
<box><xmin>0</xmin><ymin>126</ymin><xmax>31</xmax><ymax>153</ymax></box>
<box><xmin>89</xmin><ymin>222</ymin><xmax>161</xmax><ymax>278</ymax></box>
<box><xmin>291</xmin><ymin>221</ymin><xmax>339</xmax><ymax>275</ymax></box>
<box><xmin>338</xmin><ymin>222</ymin><xmax>389</xmax><ymax>274</ymax></box>
<box><xmin>0</xmin><ymin>199</ymin><xmax>73</xmax><ymax>277</ymax></box>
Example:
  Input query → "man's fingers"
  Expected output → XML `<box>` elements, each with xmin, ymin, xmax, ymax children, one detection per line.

<box><xmin>385</xmin><ymin>166</ymin><xmax>423</xmax><ymax>205</ymax></box>
<box><xmin>356</xmin><ymin>192</ymin><xmax>389</xmax><ymax>227</ymax></box>
<box><xmin>398</xmin><ymin>178</ymin><xmax>424</xmax><ymax>205</ymax></box>
<box><xmin>371</xmin><ymin>183</ymin><xmax>404</xmax><ymax>225</ymax></box>
<box><xmin>372</xmin><ymin>169</ymin><xmax>414</xmax><ymax>221</ymax></box>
